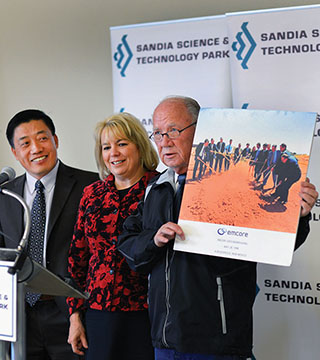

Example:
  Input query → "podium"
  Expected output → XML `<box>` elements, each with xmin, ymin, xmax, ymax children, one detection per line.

<box><xmin>0</xmin><ymin>248</ymin><xmax>88</xmax><ymax>360</ymax></box>
<box><xmin>0</xmin><ymin>186</ymin><xmax>88</xmax><ymax>360</ymax></box>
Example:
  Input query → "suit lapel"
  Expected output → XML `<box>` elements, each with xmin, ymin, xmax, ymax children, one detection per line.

<box><xmin>47</xmin><ymin>163</ymin><xmax>75</xmax><ymax>240</ymax></box>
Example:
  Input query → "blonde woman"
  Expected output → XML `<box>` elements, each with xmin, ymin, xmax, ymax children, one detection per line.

<box><xmin>67</xmin><ymin>113</ymin><xmax>158</xmax><ymax>360</ymax></box>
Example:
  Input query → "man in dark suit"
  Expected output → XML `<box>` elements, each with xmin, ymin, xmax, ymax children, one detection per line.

<box><xmin>0</xmin><ymin>109</ymin><xmax>99</xmax><ymax>360</ymax></box>
<box><xmin>214</xmin><ymin>137</ymin><xmax>225</xmax><ymax>173</ymax></box>
<box><xmin>208</xmin><ymin>138</ymin><xmax>217</xmax><ymax>175</ymax></box>
<box><xmin>261</xmin><ymin>144</ymin><xmax>281</xmax><ymax>190</ymax></box>
<box><xmin>254</xmin><ymin>143</ymin><xmax>268</xmax><ymax>182</ymax></box>
<box><xmin>192</xmin><ymin>139</ymin><xmax>209</xmax><ymax>180</ymax></box>
<box><xmin>253</xmin><ymin>142</ymin><xmax>261</xmax><ymax>178</ymax></box>
<box><xmin>241</xmin><ymin>143</ymin><xmax>251</xmax><ymax>160</ymax></box>
<box><xmin>258</xmin><ymin>143</ymin><xmax>270</xmax><ymax>182</ymax></box>
<box><xmin>233</xmin><ymin>143</ymin><xmax>242</xmax><ymax>165</ymax></box>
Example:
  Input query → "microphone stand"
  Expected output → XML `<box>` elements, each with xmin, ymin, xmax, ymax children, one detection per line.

<box><xmin>0</xmin><ymin>187</ymin><xmax>31</xmax><ymax>275</ymax></box>
<box><xmin>0</xmin><ymin>186</ymin><xmax>31</xmax><ymax>360</ymax></box>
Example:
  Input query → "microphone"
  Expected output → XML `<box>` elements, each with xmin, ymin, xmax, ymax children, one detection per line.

<box><xmin>0</xmin><ymin>167</ymin><xmax>16</xmax><ymax>185</ymax></box>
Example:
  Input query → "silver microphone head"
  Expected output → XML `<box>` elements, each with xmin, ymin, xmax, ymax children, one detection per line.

<box><xmin>1</xmin><ymin>167</ymin><xmax>16</xmax><ymax>181</ymax></box>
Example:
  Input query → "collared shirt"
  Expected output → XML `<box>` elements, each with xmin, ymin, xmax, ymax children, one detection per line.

<box><xmin>24</xmin><ymin>160</ymin><xmax>59</xmax><ymax>266</ymax></box>
<box><xmin>271</xmin><ymin>151</ymin><xmax>278</xmax><ymax>164</ymax></box>
<box><xmin>174</xmin><ymin>172</ymin><xmax>180</xmax><ymax>191</ymax></box>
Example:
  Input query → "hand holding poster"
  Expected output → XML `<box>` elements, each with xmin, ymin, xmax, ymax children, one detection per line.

<box><xmin>174</xmin><ymin>108</ymin><xmax>316</xmax><ymax>266</ymax></box>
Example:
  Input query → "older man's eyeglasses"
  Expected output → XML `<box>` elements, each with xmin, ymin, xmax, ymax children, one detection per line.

<box><xmin>149</xmin><ymin>121</ymin><xmax>197</xmax><ymax>142</ymax></box>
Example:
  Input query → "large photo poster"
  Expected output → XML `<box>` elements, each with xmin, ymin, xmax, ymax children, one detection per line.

<box><xmin>175</xmin><ymin>108</ymin><xmax>316</xmax><ymax>266</ymax></box>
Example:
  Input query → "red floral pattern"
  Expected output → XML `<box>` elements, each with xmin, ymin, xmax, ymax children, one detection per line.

<box><xmin>67</xmin><ymin>171</ymin><xmax>158</xmax><ymax>314</ymax></box>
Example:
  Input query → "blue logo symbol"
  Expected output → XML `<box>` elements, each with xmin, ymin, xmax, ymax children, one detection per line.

<box><xmin>113</xmin><ymin>34</ymin><xmax>133</xmax><ymax>77</ymax></box>
<box><xmin>256</xmin><ymin>284</ymin><xmax>260</xmax><ymax>296</ymax></box>
<box><xmin>241</xmin><ymin>103</ymin><xmax>249</xmax><ymax>109</ymax></box>
<box><xmin>232</xmin><ymin>22</ymin><xmax>256</xmax><ymax>70</ymax></box>
<box><xmin>217</xmin><ymin>228</ymin><xmax>227</xmax><ymax>236</ymax></box>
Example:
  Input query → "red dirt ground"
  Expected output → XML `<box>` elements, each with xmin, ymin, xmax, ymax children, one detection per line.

<box><xmin>180</xmin><ymin>151</ymin><xmax>308</xmax><ymax>234</ymax></box>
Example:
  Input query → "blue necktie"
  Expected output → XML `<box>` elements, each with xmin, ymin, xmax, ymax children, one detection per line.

<box><xmin>26</xmin><ymin>180</ymin><xmax>46</xmax><ymax>306</ymax></box>
<box><xmin>174</xmin><ymin>174</ymin><xmax>186</xmax><ymax>222</ymax></box>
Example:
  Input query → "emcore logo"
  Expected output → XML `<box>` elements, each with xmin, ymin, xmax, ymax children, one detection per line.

<box><xmin>217</xmin><ymin>228</ymin><xmax>227</xmax><ymax>235</ymax></box>
<box><xmin>113</xmin><ymin>34</ymin><xmax>133</xmax><ymax>77</ymax></box>
<box><xmin>232</xmin><ymin>22</ymin><xmax>256</xmax><ymax>69</ymax></box>
<box><xmin>217</xmin><ymin>228</ymin><xmax>249</xmax><ymax>238</ymax></box>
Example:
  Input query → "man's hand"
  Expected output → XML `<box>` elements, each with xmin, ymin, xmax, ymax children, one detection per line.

<box><xmin>299</xmin><ymin>178</ymin><xmax>318</xmax><ymax>217</ymax></box>
<box><xmin>68</xmin><ymin>312</ymin><xmax>88</xmax><ymax>355</ymax></box>
<box><xmin>154</xmin><ymin>222</ymin><xmax>185</xmax><ymax>247</ymax></box>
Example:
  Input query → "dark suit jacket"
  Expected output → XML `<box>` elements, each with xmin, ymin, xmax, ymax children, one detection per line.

<box><xmin>194</xmin><ymin>142</ymin><xmax>210</xmax><ymax>162</ymax></box>
<box><xmin>0</xmin><ymin>161</ymin><xmax>99</xmax><ymax>315</ymax></box>
<box><xmin>241</xmin><ymin>147</ymin><xmax>251</xmax><ymax>158</ymax></box>
<box><xmin>194</xmin><ymin>142</ymin><xmax>204</xmax><ymax>160</ymax></box>
<box><xmin>209</xmin><ymin>143</ymin><xmax>217</xmax><ymax>161</ymax></box>
<box><xmin>216</xmin><ymin>141</ymin><xmax>225</xmax><ymax>154</ymax></box>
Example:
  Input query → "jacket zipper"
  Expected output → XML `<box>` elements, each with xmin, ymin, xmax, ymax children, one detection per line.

<box><xmin>162</xmin><ymin>248</ymin><xmax>171</xmax><ymax>347</ymax></box>
<box><xmin>216</xmin><ymin>276</ymin><xmax>227</xmax><ymax>334</ymax></box>
<box><xmin>162</xmin><ymin>182</ymin><xmax>176</xmax><ymax>347</ymax></box>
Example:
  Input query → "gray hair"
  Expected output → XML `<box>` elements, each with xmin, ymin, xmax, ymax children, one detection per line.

<box><xmin>154</xmin><ymin>95</ymin><xmax>200</xmax><ymax>123</ymax></box>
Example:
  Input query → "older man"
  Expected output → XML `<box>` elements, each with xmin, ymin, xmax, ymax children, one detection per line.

<box><xmin>118</xmin><ymin>96</ymin><xmax>318</xmax><ymax>360</ymax></box>
<box><xmin>0</xmin><ymin>109</ymin><xmax>99</xmax><ymax>359</ymax></box>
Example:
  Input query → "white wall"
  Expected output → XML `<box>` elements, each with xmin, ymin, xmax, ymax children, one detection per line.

<box><xmin>1</xmin><ymin>0</ymin><xmax>319</xmax><ymax>174</ymax></box>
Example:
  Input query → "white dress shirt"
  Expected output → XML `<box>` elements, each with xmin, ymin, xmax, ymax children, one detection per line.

<box><xmin>24</xmin><ymin>160</ymin><xmax>60</xmax><ymax>266</ymax></box>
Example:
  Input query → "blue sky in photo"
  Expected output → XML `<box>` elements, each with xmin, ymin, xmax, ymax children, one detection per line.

<box><xmin>194</xmin><ymin>108</ymin><xmax>316</xmax><ymax>154</ymax></box>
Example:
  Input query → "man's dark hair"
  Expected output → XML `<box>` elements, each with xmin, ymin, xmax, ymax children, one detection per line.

<box><xmin>6</xmin><ymin>109</ymin><xmax>55</xmax><ymax>148</ymax></box>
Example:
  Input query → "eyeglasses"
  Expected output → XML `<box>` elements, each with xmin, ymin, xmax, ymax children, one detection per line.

<box><xmin>149</xmin><ymin>121</ymin><xmax>197</xmax><ymax>142</ymax></box>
